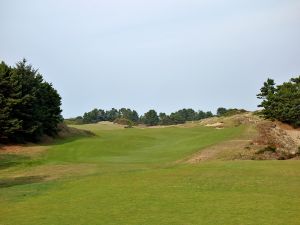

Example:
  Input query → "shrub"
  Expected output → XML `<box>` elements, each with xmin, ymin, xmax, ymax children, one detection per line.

<box><xmin>113</xmin><ymin>118</ymin><xmax>134</xmax><ymax>126</ymax></box>
<box><xmin>217</xmin><ymin>107</ymin><xmax>247</xmax><ymax>117</ymax></box>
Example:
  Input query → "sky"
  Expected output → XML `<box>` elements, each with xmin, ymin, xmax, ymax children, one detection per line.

<box><xmin>1</xmin><ymin>0</ymin><xmax>300</xmax><ymax>118</ymax></box>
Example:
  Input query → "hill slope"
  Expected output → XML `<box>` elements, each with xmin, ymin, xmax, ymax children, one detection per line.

<box><xmin>185</xmin><ymin>113</ymin><xmax>300</xmax><ymax>162</ymax></box>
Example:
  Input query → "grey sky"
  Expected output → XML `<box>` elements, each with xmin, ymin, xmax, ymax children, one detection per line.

<box><xmin>1</xmin><ymin>0</ymin><xmax>299</xmax><ymax>118</ymax></box>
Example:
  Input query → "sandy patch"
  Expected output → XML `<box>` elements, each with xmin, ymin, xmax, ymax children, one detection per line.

<box><xmin>205</xmin><ymin>122</ymin><xmax>225</xmax><ymax>129</ymax></box>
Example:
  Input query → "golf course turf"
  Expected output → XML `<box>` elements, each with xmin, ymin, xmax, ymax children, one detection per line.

<box><xmin>1</xmin><ymin>123</ymin><xmax>300</xmax><ymax>225</ymax></box>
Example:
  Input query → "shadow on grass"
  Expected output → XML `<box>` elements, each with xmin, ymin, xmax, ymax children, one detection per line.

<box><xmin>38</xmin><ymin>134</ymin><xmax>97</xmax><ymax>147</ymax></box>
<box><xmin>0</xmin><ymin>154</ymin><xmax>31</xmax><ymax>170</ymax></box>
<box><xmin>0</xmin><ymin>127</ymin><xmax>96</xmax><ymax>149</ymax></box>
<box><xmin>0</xmin><ymin>175</ymin><xmax>47</xmax><ymax>188</ymax></box>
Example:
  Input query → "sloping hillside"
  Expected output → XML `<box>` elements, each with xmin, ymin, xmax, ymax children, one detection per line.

<box><xmin>185</xmin><ymin>112</ymin><xmax>300</xmax><ymax>162</ymax></box>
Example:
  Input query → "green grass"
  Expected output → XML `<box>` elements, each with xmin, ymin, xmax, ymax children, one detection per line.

<box><xmin>44</xmin><ymin>125</ymin><xmax>243</xmax><ymax>164</ymax></box>
<box><xmin>1</xmin><ymin>124</ymin><xmax>300</xmax><ymax>225</ymax></box>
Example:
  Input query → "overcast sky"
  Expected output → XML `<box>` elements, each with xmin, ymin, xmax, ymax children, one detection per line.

<box><xmin>1</xmin><ymin>0</ymin><xmax>299</xmax><ymax>118</ymax></box>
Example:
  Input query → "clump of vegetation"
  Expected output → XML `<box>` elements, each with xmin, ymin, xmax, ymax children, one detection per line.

<box><xmin>158</xmin><ymin>109</ymin><xmax>213</xmax><ymax>125</ymax></box>
<box><xmin>0</xmin><ymin>59</ymin><xmax>62</xmax><ymax>143</ymax></box>
<box><xmin>113</xmin><ymin>118</ymin><xmax>134</xmax><ymax>126</ymax></box>
<box><xmin>217</xmin><ymin>107</ymin><xmax>247</xmax><ymax>117</ymax></box>
<box><xmin>82</xmin><ymin>108</ymin><xmax>139</xmax><ymax>124</ymax></box>
<box><xmin>257</xmin><ymin>76</ymin><xmax>300</xmax><ymax>127</ymax></box>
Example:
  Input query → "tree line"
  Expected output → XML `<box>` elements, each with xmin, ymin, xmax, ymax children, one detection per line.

<box><xmin>2</xmin><ymin>59</ymin><xmax>298</xmax><ymax>143</ymax></box>
<box><xmin>66</xmin><ymin>108</ymin><xmax>215</xmax><ymax>126</ymax></box>
<box><xmin>0</xmin><ymin>59</ymin><xmax>62</xmax><ymax>143</ymax></box>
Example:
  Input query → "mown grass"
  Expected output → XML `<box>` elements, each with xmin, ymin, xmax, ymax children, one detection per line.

<box><xmin>0</xmin><ymin>124</ymin><xmax>300</xmax><ymax>225</ymax></box>
<box><xmin>44</xmin><ymin>125</ymin><xmax>243</xmax><ymax>164</ymax></box>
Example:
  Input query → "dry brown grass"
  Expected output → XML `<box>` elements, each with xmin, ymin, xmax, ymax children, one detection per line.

<box><xmin>6</xmin><ymin>163</ymin><xmax>98</xmax><ymax>181</ymax></box>
<box><xmin>0</xmin><ymin>144</ymin><xmax>48</xmax><ymax>157</ymax></box>
<box><xmin>0</xmin><ymin>144</ymin><xmax>97</xmax><ymax>181</ymax></box>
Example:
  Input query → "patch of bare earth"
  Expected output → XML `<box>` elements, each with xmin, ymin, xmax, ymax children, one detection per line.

<box><xmin>186</xmin><ymin>139</ymin><xmax>253</xmax><ymax>163</ymax></box>
<box><xmin>205</xmin><ymin>122</ymin><xmax>224</xmax><ymax>129</ymax></box>
<box><xmin>185</xmin><ymin>113</ymin><xmax>300</xmax><ymax>163</ymax></box>
<box><xmin>277</xmin><ymin>122</ymin><xmax>300</xmax><ymax>146</ymax></box>
<box><xmin>247</xmin><ymin>120</ymin><xmax>300</xmax><ymax>160</ymax></box>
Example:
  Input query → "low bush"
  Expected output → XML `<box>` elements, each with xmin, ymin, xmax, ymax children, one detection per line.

<box><xmin>113</xmin><ymin>118</ymin><xmax>134</xmax><ymax>126</ymax></box>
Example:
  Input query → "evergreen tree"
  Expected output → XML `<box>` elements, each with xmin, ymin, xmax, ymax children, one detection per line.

<box><xmin>118</xmin><ymin>108</ymin><xmax>139</xmax><ymax>123</ymax></box>
<box><xmin>258</xmin><ymin>76</ymin><xmax>300</xmax><ymax>127</ymax></box>
<box><xmin>169</xmin><ymin>112</ymin><xmax>185</xmax><ymax>124</ymax></box>
<box><xmin>158</xmin><ymin>112</ymin><xmax>173</xmax><ymax>125</ymax></box>
<box><xmin>130</xmin><ymin>110</ymin><xmax>139</xmax><ymax>123</ymax></box>
<box><xmin>0</xmin><ymin>61</ymin><xmax>22</xmax><ymax>141</ymax></box>
<box><xmin>83</xmin><ymin>108</ymin><xmax>99</xmax><ymax>123</ymax></box>
<box><xmin>217</xmin><ymin>107</ymin><xmax>227</xmax><ymax>116</ymax></box>
<box><xmin>143</xmin><ymin>110</ymin><xmax>159</xmax><ymax>126</ymax></box>
<box><xmin>105</xmin><ymin>108</ymin><xmax>119</xmax><ymax>121</ymax></box>
<box><xmin>0</xmin><ymin>59</ymin><xmax>62</xmax><ymax>142</ymax></box>
<box><xmin>205</xmin><ymin>111</ymin><xmax>213</xmax><ymax>118</ymax></box>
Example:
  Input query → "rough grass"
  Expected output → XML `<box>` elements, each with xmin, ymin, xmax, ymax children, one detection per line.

<box><xmin>1</xmin><ymin>123</ymin><xmax>300</xmax><ymax>225</ymax></box>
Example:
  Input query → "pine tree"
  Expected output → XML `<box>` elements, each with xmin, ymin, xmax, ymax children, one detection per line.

<box><xmin>143</xmin><ymin>110</ymin><xmax>159</xmax><ymax>126</ymax></box>
<box><xmin>0</xmin><ymin>59</ymin><xmax>62</xmax><ymax>142</ymax></box>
